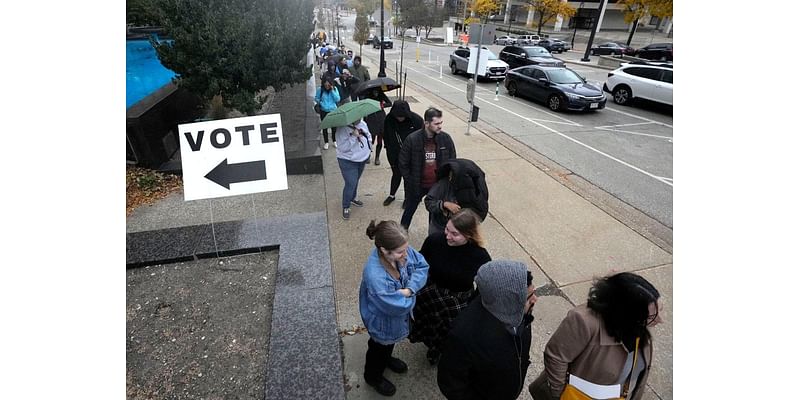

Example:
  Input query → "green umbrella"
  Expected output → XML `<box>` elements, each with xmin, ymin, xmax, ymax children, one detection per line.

<box><xmin>319</xmin><ymin>99</ymin><xmax>381</xmax><ymax>130</ymax></box>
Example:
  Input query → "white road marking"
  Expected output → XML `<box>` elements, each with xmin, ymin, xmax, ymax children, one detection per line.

<box><xmin>402</xmin><ymin>64</ymin><xmax>674</xmax><ymax>187</ymax></box>
<box><xmin>604</xmin><ymin>106</ymin><xmax>673</xmax><ymax>128</ymax></box>
<box><xmin>412</xmin><ymin>63</ymin><xmax>583</xmax><ymax>127</ymax></box>
<box><xmin>595</xmin><ymin>126</ymin><xmax>673</xmax><ymax>140</ymax></box>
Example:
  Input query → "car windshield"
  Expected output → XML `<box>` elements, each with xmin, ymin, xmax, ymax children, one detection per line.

<box><xmin>547</xmin><ymin>69</ymin><xmax>583</xmax><ymax>84</ymax></box>
<box><xmin>524</xmin><ymin>47</ymin><xmax>551</xmax><ymax>57</ymax></box>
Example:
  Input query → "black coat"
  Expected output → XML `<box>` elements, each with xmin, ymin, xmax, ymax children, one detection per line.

<box><xmin>364</xmin><ymin>91</ymin><xmax>392</xmax><ymax>137</ymax></box>
<box><xmin>437</xmin><ymin>296</ymin><xmax>533</xmax><ymax>400</ymax></box>
<box><xmin>383</xmin><ymin>111</ymin><xmax>424</xmax><ymax>166</ymax></box>
<box><xmin>419</xmin><ymin>233</ymin><xmax>491</xmax><ymax>292</ymax></box>
<box><xmin>424</xmin><ymin>159</ymin><xmax>489</xmax><ymax>235</ymax></box>
<box><xmin>398</xmin><ymin>129</ymin><xmax>457</xmax><ymax>195</ymax></box>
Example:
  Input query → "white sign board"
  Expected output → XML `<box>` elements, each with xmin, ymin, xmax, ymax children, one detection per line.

<box><xmin>446</xmin><ymin>27</ymin><xmax>454</xmax><ymax>44</ymax></box>
<box><xmin>467</xmin><ymin>47</ymin><xmax>490</xmax><ymax>76</ymax></box>
<box><xmin>178</xmin><ymin>114</ymin><xmax>288</xmax><ymax>201</ymax></box>
<box><xmin>468</xmin><ymin>23</ymin><xmax>496</xmax><ymax>45</ymax></box>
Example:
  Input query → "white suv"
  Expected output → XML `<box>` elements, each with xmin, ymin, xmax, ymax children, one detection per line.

<box><xmin>603</xmin><ymin>62</ymin><xmax>672</xmax><ymax>106</ymax></box>
<box><xmin>517</xmin><ymin>34</ymin><xmax>542</xmax><ymax>45</ymax></box>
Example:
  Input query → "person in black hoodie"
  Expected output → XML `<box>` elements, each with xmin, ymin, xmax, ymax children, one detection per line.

<box><xmin>409</xmin><ymin>209</ymin><xmax>492</xmax><ymax>365</ymax></box>
<box><xmin>381</xmin><ymin>100</ymin><xmax>424</xmax><ymax>206</ymax></box>
<box><xmin>423</xmin><ymin>158</ymin><xmax>489</xmax><ymax>236</ymax></box>
<box><xmin>437</xmin><ymin>260</ymin><xmax>537</xmax><ymax>400</ymax></box>
<box><xmin>363</xmin><ymin>87</ymin><xmax>392</xmax><ymax>165</ymax></box>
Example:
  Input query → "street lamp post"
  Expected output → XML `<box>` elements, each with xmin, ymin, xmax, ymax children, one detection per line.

<box><xmin>379</xmin><ymin>2</ymin><xmax>386</xmax><ymax>77</ymax></box>
<box><xmin>581</xmin><ymin>0</ymin><xmax>606</xmax><ymax>62</ymax></box>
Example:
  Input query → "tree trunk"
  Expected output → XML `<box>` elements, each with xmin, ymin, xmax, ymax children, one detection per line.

<box><xmin>537</xmin><ymin>14</ymin><xmax>544</xmax><ymax>35</ymax></box>
<box><xmin>625</xmin><ymin>21</ymin><xmax>637</xmax><ymax>47</ymax></box>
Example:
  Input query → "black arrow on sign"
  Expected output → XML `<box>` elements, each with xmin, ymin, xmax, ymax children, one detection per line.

<box><xmin>204</xmin><ymin>158</ymin><xmax>267</xmax><ymax>189</ymax></box>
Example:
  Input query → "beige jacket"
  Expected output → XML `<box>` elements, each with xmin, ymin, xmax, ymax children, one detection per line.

<box><xmin>529</xmin><ymin>304</ymin><xmax>653</xmax><ymax>400</ymax></box>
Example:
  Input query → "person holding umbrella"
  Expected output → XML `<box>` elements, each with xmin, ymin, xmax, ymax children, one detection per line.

<box><xmin>320</xmin><ymin>99</ymin><xmax>383</xmax><ymax>220</ymax></box>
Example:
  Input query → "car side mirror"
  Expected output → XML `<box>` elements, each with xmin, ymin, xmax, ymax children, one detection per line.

<box><xmin>538</xmin><ymin>78</ymin><xmax>548</xmax><ymax>85</ymax></box>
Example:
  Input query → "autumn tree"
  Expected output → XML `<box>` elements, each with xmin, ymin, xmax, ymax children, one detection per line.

<box><xmin>152</xmin><ymin>0</ymin><xmax>315</xmax><ymax>115</ymax></box>
<box><xmin>471</xmin><ymin>0</ymin><xmax>501</xmax><ymax>23</ymax></box>
<box><xmin>353</xmin><ymin>11</ymin><xmax>371</xmax><ymax>54</ymax></box>
<box><xmin>619</xmin><ymin>0</ymin><xmax>673</xmax><ymax>45</ymax></box>
<box><xmin>524</xmin><ymin>0</ymin><xmax>576</xmax><ymax>35</ymax></box>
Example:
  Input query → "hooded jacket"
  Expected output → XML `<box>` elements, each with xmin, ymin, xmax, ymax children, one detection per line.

<box><xmin>437</xmin><ymin>260</ymin><xmax>533</xmax><ymax>400</ymax></box>
<box><xmin>383</xmin><ymin>101</ymin><xmax>424</xmax><ymax>166</ymax></box>
<box><xmin>423</xmin><ymin>159</ymin><xmax>489</xmax><ymax>236</ymax></box>
<box><xmin>359</xmin><ymin>246</ymin><xmax>430</xmax><ymax>345</ymax></box>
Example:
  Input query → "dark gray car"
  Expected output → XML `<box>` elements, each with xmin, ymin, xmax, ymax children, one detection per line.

<box><xmin>498</xmin><ymin>46</ymin><xmax>565</xmax><ymax>70</ymax></box>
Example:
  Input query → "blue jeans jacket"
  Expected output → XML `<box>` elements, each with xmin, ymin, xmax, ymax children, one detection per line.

<box><xmin>359</xmin><ymin>246</ymin><xmax>429</xmax><ymax>345</ymax></box>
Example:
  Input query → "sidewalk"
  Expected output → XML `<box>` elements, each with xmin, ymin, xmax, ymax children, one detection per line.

<box><xmin>327</xmin><ymin>49</ymin><xmax>672</xmax><ymax>399</ymax></box>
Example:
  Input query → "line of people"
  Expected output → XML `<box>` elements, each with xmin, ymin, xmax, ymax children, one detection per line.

<box><xmin>315</xmin><ymin>55</ymin><xmax>664</xmax><ymax>399</ymax></box>
<box><xmin>360</xmin><ymin>216</ymin><xmax>662</xmax><ymax>399</ymax></box>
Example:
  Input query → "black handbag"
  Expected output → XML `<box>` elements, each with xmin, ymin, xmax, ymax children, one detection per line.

<box><xmin>314</xmin><ymin>103</ymin><xmax>321</xmax><ymax>114</ymax></box>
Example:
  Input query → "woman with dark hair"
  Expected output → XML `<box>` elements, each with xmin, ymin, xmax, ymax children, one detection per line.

<box><xmin>359</xmin><ymin>220</ymin><xmax>429</xmax><ymax>397</ymax></box>
<box><xmin>315</xmin><ymin>78</ymin><xmax>340</xmax><ymax>149</ymax></box>
<box><xmin>529</xmin><ymin>272</ymin><xmax>663</xmax><ymax>400</ymax></box>
<box><xmin>408</xmin><ymin>209</ymin><xmax>491</xmax><ymax>365</ymax></box>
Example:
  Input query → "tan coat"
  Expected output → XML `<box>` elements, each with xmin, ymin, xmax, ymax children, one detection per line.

<box><xmin>529</xmin><ymin>304</ymin><xmax>653</xmax><ymax>400</ymax></box>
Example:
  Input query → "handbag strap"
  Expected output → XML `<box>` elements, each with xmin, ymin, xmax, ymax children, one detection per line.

<box><xmin>620</xmin><ymin>337</ymin><xmax>640</xmax><ymax>398</ymax></box>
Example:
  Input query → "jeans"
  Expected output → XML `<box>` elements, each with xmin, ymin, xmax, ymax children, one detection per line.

<box><xmin>364</xmin><ymin>338</ymin><xmax>395</xmax><ymax>382</ymax></box>
<box><xmin>338</xmin><ymin>158</ymin><xmax>366</xmax><ymax>209</ymax></box>
<box><xmin>400</xmin><ymin>187</ymin><xmax>428</xmax><ymax>229</ymax></box>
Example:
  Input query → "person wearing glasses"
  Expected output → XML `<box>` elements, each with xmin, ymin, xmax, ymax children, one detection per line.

<box><xmin>437</xmin><ymin>260</ymin><xmax>537</xmax><ymax>400</ymax></box>
<box><xmin>528</xmin><ymin>272</ymin><xmax>663</xmax><ymax>400</ymax></box>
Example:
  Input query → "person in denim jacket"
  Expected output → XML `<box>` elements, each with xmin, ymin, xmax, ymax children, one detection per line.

<box><xmin>359</xmin><ymin>220</ymin><xmax>429</xmax><ymax>396</ymax></box>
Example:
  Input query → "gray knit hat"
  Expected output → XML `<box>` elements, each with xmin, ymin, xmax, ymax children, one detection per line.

<box><xmin>475</xmin><ymin>260</ymin><xmax>529</xmax><ymax>333</ymax></box>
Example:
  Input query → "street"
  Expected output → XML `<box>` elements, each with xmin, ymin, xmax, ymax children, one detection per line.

<box><xmin>338</xmin><ymin>19</ymin><xmax>673</xmax><ymax>230</ymax></box>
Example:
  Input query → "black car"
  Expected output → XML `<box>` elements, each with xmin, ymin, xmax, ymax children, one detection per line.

<box><xmin>504</xmin><ymin>65</ymin><xmax>607</xmax><ymax>112</ymax></box>
<box><xmin>634</xmin><ymin>42</ymin><xmax>672</xmax><ymax>61</ymax></box>
<box><xmin>590</xmin><ymin>42</ymin><xmax>635</xmax><ymax>56</ymax></box>
<box><xmin>536</xmin><ymin>39</ymin><xmax>565</xmax><ymax>53</ymax></box>
<box><xmin>372</xmin><ymin>37</ymin><xmax>394</xmax><ymax>49</ymax></box>
<box><xmin>499</xmin><ymin>45</ymin><xmax>565</xmax><ymax>70</ymax></box>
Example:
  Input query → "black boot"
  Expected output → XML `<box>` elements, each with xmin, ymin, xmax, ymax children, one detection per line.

<box><xmin>364</xmin><ymin>375</ymin><xmax>396</xmax><ymax>396</ymax></box>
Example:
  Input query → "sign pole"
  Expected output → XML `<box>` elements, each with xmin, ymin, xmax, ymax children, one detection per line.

<box><xmin>466</xmin><ymin>23</ymin><xmax>485</xmax><ymax>137</ymax></box>
<box><xmin>494</xmin><ymin>81</ymin><xmax>499</xmax><ymax>101</ymax></box>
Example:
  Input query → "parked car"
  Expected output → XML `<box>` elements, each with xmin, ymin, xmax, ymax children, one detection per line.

<box><xmin>536</xmin><ymin>39</ymin><xmax>566</xmax><ymax>53</ymax></box>
<box><xmin>553</xmin><ymin>38</ymin><xmax>571</xmax><ymax>51</ymax></box>
<box><xmin>516</xmin><ymin>34</ymin><xmax>542</xmax><ymax>45</ymax></box>
<box><xmin>499</xmin><ymin>45</ymin><xmax>565</xmax><ymax>70</ymax></box>
<box><xmin>634</xmin><ymin>42</ymin><xmax>673</xmax><ymax>61</ymax></box>
<box><xmin>603</xmin><ymin>62</ymin><xmax>673</xmax><ymax>106</ymax></box>
<box><xmin>449</xmin><ymin>46</ymin><xmax>509</xmax><ymax>81</ymax></box>
<box><xmin>505</xmin><ymin>65</ymin><xmax>607</xmax><ymax>112</ymax></box>
<box><xmin>494</xmin><ymin>35</ymin><xmax>517</xmax><ymax>45</ymax></box>
<box><xmin>373</xmin><ymin>37</ymin><xmax>394</xmax><ymax>49</ymax></box>
<box><xmin>590</xmin><ymin>42</ymin><xmax>635</xmax><ymax>56</ymax></box>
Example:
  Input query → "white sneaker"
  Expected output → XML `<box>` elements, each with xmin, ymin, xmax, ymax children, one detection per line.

<box><xmin>323</xmin><ymin>143</ymin><xmax>329</xmax><ymax>150</ymax></box>
<box><xmin>334</xmin><ymin>142</ymin><xmax>338</xmax><ymax>148</ymax></box>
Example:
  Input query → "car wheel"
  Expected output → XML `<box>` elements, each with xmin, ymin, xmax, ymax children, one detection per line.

<box><xmin>450</xmin><ymin>62</ymin><xmax>458</xmax><ymax>75</ymax></box>
<box><xmin>548</xmin><ymin>94</ymin><xmax>564</xmax><ymax>111</ymax></box>
<box><xmin>612</xmin><ymin>50</ymin><xmax>618</xmax><ymax>56</ymax></box>
<box><xmin>612</xmin><ymin>85</ymin><xmax>632</xmax><ymax>105</ymax></box>
<box><xmin>590</xmin><ymin>49</ymin><xmax>595</xmax><ymax>55</ymax></box>
<box><xmin>507</xmin><ymin>81</ymin><xmax>518</xmax><ymax>97</ymax></box>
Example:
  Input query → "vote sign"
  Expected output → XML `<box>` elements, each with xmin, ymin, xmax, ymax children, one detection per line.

<box><xmin>178</xmin><ymin>114</ymin><xmax>288</xmax><ymax>201</ymax></box>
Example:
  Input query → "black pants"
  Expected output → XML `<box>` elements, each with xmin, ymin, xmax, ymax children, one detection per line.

<box><xmin>400</xmin><ymin>188</ymin><xmax>428</xmax><ymax>229</ymax></box>
<box><xmin>319</xmin><ymin>111</ymin><xmax>335</xmax><ymax>143</ymax></box>
<box><xmin>389</xmin><ymin>163</ymin><xmax>402</xmax><ymax>196</ymax></box>
<box><xmin>364</xmin><ymin>338</ymin><xmax>395</xmax><ymax>382</ymax></box>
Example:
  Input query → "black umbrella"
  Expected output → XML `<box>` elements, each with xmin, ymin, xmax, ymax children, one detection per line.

<box><xmin>353</xmin><ymin>77</ymin><xmax>401</xmax><ymax>96</ymax></box>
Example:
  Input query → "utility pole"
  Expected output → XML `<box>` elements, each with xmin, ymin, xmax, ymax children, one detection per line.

<box><xmin>581</xmin><ymin>0</ymin><xmax>607</xmax><ymax>62</ymax></box>
<box><xmin>379</xmin><ymin>2</ymin><xmax>386</xmax><ymax>77</ymax></box>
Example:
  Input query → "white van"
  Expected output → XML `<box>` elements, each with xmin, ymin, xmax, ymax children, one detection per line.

<box><xmin>517</xmin><ymin>35</ymin><xmax>542</xmax><ymax>45</ymax></box>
